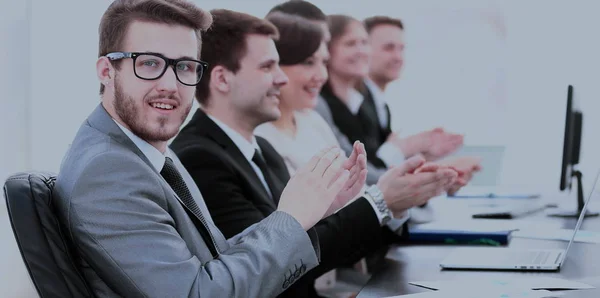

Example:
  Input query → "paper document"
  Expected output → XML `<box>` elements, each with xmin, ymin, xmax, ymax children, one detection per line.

<box><xmin>413</xmin><ymin>219</ymin><xmax>561</xmax><ymax>233</ymax></box>
<box><xmin>409</xmin><ymin>276</ymin><xmax>594</xmax><ymax>291</ymax></box>
<box><xmin>512</xmin><ymin>228</ymin><xmax>600</xmax><ymax>244</ymax></box>
<box><xmin>386</xmin><ymin>289</ymin><xmax>561</xmax><ymax>298</ymax></box>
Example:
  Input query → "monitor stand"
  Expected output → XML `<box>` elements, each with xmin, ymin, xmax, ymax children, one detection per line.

<box><xmin>548</xmin><ymin>170</ymin><xmax>599</xmax><ymax>218</ymax></box>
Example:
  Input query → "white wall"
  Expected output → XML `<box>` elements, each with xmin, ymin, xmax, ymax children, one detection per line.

<box><xmin>0</xmin><ymin>0</ymin><xmax>31</xmax><ymax>184</ymax></box>
<box><xmin>30</xmin><ymin>0</ymin><xmax>112</xmax><ymax>173</ymax></box>
<box><xmin>21</xmin><ymin>0</ymin><xmax>600</xmax><ymax>195</ymax></box>
<box><xmin>1</xmin><ymin>1</ymin><xmax>39</xmax><ymax>296</ymax></box>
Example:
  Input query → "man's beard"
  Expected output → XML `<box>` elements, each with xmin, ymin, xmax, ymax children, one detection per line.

<box><xmin>113</xmin><ymin>79</ymin><xmax>190</xmax><ymax>143</ymax></box>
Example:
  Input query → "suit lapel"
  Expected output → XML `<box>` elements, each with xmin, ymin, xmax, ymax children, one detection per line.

<box><xmin>320</xmin><ymin>82</ymin><xmax>365</xmax><ymax>143</ymax></box>
<box><xmin>87</xmin><ymin>104</ymin><xmax>223</xmax><ymax>255</ymax></box>
<box><xmin>87</xmin><ymin>104</ymin><xmax>156</xmax><ymax>172</ymax></box>
<box><xmin>188</xmin><ymin>110</ymin><xmax>278</xmax><ymax>209</ymax></box>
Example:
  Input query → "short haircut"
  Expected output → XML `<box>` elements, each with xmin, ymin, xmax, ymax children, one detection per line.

<box><xmin>363</xmin><ymin>15</ymin><xmax>404</xmax><ymax>33</ymax></box>
<box><xmin>267</xmin><ymin>0</ymin><xmax>326</xmax><ymax>22</ymax></box>
<box><xmin>98</xmin><ymin>0</ymin><xmax>212</xmax><ymax>95</ymax></box>
<box><xmin>266</xmin><ymin>12</ymin><xmax>323</xmax><ymax>66</ymax></box>
<box><xmin>327</xmin><ymin>14</ymin><xmax>360</xmax><ymax>46</ymax></box>
<box><xmin>195</xmin><ymin>9</ymin><xmax>279</xmax><ymax>104</ymax></box>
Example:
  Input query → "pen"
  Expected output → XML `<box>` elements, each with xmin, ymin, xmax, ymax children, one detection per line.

<box><xmin>448</xmin><ymin>193</ymin><xmax>540</xmax><ymax>199</ymax></box>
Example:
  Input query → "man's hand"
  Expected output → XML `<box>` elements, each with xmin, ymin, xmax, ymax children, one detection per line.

<box><xmin>277</xmin><ymin>147</ymin><xmax>350</xmax><ymax>230</ymax></box>
<box><xmin>421</xmin><ymin>128</ymin><xmax>464</xmax><ymax>161</ymax></box>
<box><xmin>377</xmin><ymin>155</ymin><xmax>457</xmax><ymax>214</ymax></box>
<box><xmin>325</xmin><ymin>141</ymin><xmax>368</xmax><ymax>216</ymax></box>
<box><xmin>438</xmin><ymin>156</ymin><xmax>482</xmax><ymax>195</ymax></box>
<box><xmin>389</xmin><ymin>128</ymin><xmax>464</xmax><ymax>161</ymax></box>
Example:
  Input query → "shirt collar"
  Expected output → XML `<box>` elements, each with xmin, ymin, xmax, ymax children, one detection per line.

<box><xmin>113</xmin><ymin>119</ymin><xmax>170</xmax><ymax>172</ymax></box>
<box><xmin>347</xmin><ymin>88</ymin><xmax>365</xmax><ymax>115</ymax></box>
<box><xmin>207</xmin><ymin>114</ymin><xmax>260</xmax><ymax>162</ymax></box>
<box><xmin>364</xmin><ymin>78</ymin><xmax>390</xmax><ymax>128</ymax></box>
<box><xmin>364</xmin><ymin>78</ymin><xmax>388</xmax><ymax>109</ymax></box>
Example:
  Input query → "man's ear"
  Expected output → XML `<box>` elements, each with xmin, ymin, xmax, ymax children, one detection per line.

<box><xmin>210</xmin><ymin>65</ymin><xmax>233</xmax><ymax>94</ymax></box>
<box><xmin>97</xmin><ymin>56</ymin><xmax>115</xmax><ymax>88</ymax></box>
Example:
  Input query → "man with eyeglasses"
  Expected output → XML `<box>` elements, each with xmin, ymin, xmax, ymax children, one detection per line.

<box><xmin>53</xmin><ymin>1</ymin><xmax>354</xmax><ymax>297</ymax></box>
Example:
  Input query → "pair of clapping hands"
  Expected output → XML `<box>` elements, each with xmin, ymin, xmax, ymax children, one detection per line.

<box><xmin>276</xmin><ymin>142</ymin><xmax>481</xmax><ymax>231</ymax></box>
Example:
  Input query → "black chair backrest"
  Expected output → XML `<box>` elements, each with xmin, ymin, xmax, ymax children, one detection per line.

<box><xmin>3</xmin><ymin>172</ymin><xmax>93</xmax><ymax>298</ymax></box>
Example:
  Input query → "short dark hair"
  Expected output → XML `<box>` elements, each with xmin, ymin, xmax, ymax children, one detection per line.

<box><xmin>266</xmin><ymin>12</ymin><xmax>323</xmax><ymax>66</ymax></box>
<box><xmin>364</xmin><ymin>16</ymin><xmax>404</xmax><ymax>33</ymax></box>
<box><xmin>327</xmin><ymin>14</ymin><xmax>360</xmax><ymax>46</ymax></box>
<box><xmin>267</xmin><ymin>0</ymin><xmax>326</xmax><ymax>22</ymax></box>
<box><xmin>98</xmin><ymin>0</ymin><xmax>212</xmax><ymax>95</ymax></box>
<box><xmin>196</xmin><ymin>9</ymin><xmax>279</xmax><ymax>105</ymax></box>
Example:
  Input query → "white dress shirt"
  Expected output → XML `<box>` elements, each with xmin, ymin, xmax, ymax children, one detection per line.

<box><xmin>363</xmin><ymin>78</ymin><xmax>390</xmax><ymax>128</ymax></box>
<box><xmin>345</xmin><ymin>88</ymin><xmax>366</xmax><ymax>115</ymax></box>
<box><xmin>256</xmin><ymin>110</ymin><xmax>339</xmax><ymax>175</ymax></box>
<box><xmin>207</xmin><ymin>115</ymin><xmax>273</xmax><ymax>198</ymax></box>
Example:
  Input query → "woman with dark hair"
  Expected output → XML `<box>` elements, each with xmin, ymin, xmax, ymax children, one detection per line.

<box><xmin>255</xmin><ymin>12</ymin><xmax>339</xmax><ymax>175</ymax></box>
<box><xmin>256</xmin><ymin>12</ymin><xmax>462</xmax><ymax>294</ymax></box>
<box><xmin>255</xmin><ymin>12</ymin><xmax>355</xmax><ymax>294</ymax></box>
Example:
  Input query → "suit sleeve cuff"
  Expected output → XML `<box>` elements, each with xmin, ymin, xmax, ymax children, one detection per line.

<box><xmin>376</xmin><ymin>142</ymin><xmax>406</xmax><ymax>167</ymax></box>
<box><xmin>362</xmin><ymin>196</ymin><xmax>387</xmax><ymax>226</ymax></box>
<box><xmin>306</xmin><ymin>228</ymin><xmax>321</xmax><ymax>262</ymax></box>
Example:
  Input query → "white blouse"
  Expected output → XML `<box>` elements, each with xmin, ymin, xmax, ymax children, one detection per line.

<box><xmin>255</xmin><ymin>109</ymin><xmax>339</xmax><ymax>175</ymax></box>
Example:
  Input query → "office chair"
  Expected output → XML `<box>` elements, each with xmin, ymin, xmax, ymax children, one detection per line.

<box><xmin>3</xmin><ymin>172</ymin><xmax>93</xmax><ymax>298</ymax></box>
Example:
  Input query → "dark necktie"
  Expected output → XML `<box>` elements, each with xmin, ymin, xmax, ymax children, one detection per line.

<box><xmin>160</xmin><ymin>157</ymin><xmax>219</xmax><ymax>257</ymax></box>
<box><xmin>252</xmin><ymin>150</ymin><xmax>284</xmax><ymax>204</ymax></box>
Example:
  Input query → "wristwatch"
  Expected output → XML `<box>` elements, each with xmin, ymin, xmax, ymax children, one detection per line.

<box><xmin>364</xmin><ymin>185</ymin><xmax>393</xmax><ymax>226</ymax></box>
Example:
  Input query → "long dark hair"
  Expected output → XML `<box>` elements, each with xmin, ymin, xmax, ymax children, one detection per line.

<box><xmin>266</xmin><ymin>12</ymin><xmax>324</xmax><ymax>66</ymax></box>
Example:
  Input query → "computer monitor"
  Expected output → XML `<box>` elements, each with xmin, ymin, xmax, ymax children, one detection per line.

<box><xmin>548</xmin><ymin>85</ymin><xmax>598</xmax><ymax>217</ymax></box>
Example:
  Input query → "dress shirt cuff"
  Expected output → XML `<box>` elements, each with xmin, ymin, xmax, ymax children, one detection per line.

<box><xmin>306</xmin><ymin>227</ymin><xmax>321</xmax><ymax>262</ymax></box>
<box><xmin>377</xmin><ymin>142</ymin><xmax>406</xmax><ymax>167</ymax></box>
<box><xmin>363</xmin><ymin>195</ymin><xmax>410</xmax><ymax>236</ymax></box>
<box><xmin>386</xmin><ymin>209</ymin><xmax>411</xmax><ymax>234</ymax></box>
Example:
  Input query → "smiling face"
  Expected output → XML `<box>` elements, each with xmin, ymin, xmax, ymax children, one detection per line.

<box><xmin>369</xmin><ymin>24</ymin><xmax>406</xmax><ymax>84</ymax></box>
<box><xmin>280</xmin><ymin>42</ymin><xmax>329</xmax><ymax>111</ymax></box>
<box><xmin>227</xmin><ymin>34</ymin><xmax>289</xmax><ymax>126</ymax></box>
<box><xmin>98</xmin><ymin>20</ymin><xmax>198</xmax><ymax>151</ymax></box>
<box><xmin>328</xmin><ymin>20</ymin><xmax>371</xmax><ymax>80</ymax></box>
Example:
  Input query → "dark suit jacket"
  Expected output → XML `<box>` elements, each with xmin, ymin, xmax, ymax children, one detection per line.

<box><xmin>171</xmin><ymin>109</ymin><xmax>404</xmax><ymax>298</ymax></box>
<box><xmin>320</xmin><ymin>81</ymin><xmax>392</xmax><ymax>169</ymax></box>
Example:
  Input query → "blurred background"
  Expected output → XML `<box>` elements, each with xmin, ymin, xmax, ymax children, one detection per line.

<box><xmin>2</xmin><ymin>0</ymin><xmax>600</xmax><ymax>296</ymax></box>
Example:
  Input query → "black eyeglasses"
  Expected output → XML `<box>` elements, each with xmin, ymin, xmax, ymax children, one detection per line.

<box><xmin>106</xmin><ymin>52</ymin><xmax>208</xmax><ymax>86</ymax></box>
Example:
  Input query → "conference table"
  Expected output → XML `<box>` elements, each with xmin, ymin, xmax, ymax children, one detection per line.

<box><xmin>356</xmin><ymin>196</ymin><xmax>600</xmax><ymax>298</ymax></box>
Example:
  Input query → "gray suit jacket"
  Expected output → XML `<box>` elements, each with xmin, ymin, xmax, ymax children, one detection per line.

<box><xmin>314</xmin><ymin>96</ymin><xmax>387</xmax><ymax>185</ymax></box>
<box><xmin>54</xmin><ymin>104</ymin><xmax>320</xmax><ymax>298</ymax></box>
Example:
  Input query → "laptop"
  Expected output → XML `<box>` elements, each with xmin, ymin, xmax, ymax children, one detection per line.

<box><xmin>439</xmin><ymin>170</ymin><xmax>599</xmax><ymax>271</ymax></box>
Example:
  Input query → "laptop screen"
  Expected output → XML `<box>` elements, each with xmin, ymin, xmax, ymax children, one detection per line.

<box><xmin>560</xmin><ymin>170</ymin><xmax>600</xmax><ymax>264</ymax></box>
